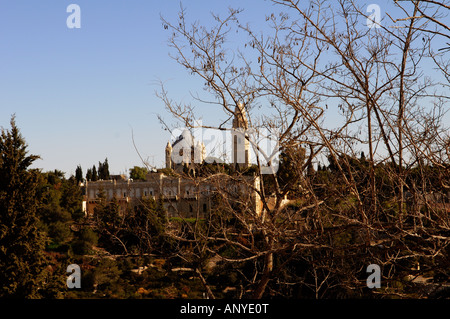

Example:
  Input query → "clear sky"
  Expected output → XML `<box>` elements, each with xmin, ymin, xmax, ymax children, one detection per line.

<box><xmin>1</xmin><ymin>1</ymin><xmax>447</xmax><ymax>177</ymax></box>
<box><xmin>0</xmin><ymin>0</ymin><xmax>271</xmax><ymax>177</ymax></box>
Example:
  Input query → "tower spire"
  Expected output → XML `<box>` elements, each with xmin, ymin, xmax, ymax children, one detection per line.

<box><xmin>165</xmin><ymin>140</ymin><xmax>172</xmax><ymax>169</ymax></box>
<box><xmin>232</xmin><ymin>101</ymin><xmax>250</xmax><ymax>169</ymax></box>
<box><xmin>232</xmin><ymin>101</ymin><xmax>248</xmax><ymax>130</ymax></box>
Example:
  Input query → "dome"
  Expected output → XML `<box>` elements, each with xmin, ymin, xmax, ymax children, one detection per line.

<box><xmin>173</xmin><ymin>128</ymin><xmax>194</xmax><ymax>148</ymax></box>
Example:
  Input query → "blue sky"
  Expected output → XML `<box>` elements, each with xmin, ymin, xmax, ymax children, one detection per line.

<box><xmin>0</xmin><ymin>0</ymin><xmax>269</xmax><ymax>177</ymax></box>
<box><xmin>0</xmin><ymin>1</ymin><xmax>447</xmax><ymax>177</ymax></box>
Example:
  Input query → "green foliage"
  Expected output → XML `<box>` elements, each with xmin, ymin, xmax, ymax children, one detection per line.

<box><xmin>98</xmin><ymin>158</ymin><xmax>110</xmax><ymax>180</ymax></box>
<box><xmin>85</xmin><ymin>168</ymin><xmax>92</xmax><ymax>181</ymax></box>
<box><xmin>70</xmin><ymin>227</ymin><xmax>98</xmax><ymax>256</ymax></box>
<box><xmin>75</xmin><ymin>165</ymin><xmax>83</xmax><ymax>184</ymax></box>
<box><xmin>36</xmin><ymin>169</ymin><xmax>83</xmax><ymax>248</ymax></box>
<box><xmin>274</xmin><ymin>145</ymin><xmax>306</xmax><ymax>196</ymax></box>
<box><xmin>63</xmin><ymin>256</ymin><xmax>207</xmax><ymax>299</ymax></box>
<box><xmin>129</xmin><ymin>166</ymin><xmax>148</xmax><ymax>181</ymax></box>
<box><xmin>0</xmin><ymin>116</ymin><xmax>47</xmax><ymax>298</ymax></box>
<box><xmin>93</xmin><ymin>195</ymin><xmax>171</xmax><ymax>255</ymax></box>
<box><xmin>48</xmin><ymin>221</ymin><xmax>71</xmax><ymax>245</ymax></box>
<box><xmin>83</xmin><ymin>159</ymin><xmax>110</xmax><ymax>182</ymax></box>
<box><xmin>91</xmin><ymin>165</ymin><xmax>98</xmax><ymax>181</ymax></box>
<box><xmin>61</xmin><ymin>177</ymin><xmax>83</xmax><ymax>218</ymax></box>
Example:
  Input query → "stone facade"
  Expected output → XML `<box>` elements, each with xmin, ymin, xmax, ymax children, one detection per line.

<box><xmin>83</xmin><ymin>172</ymin><xmax>262</xmax><ymax>218</ymax></box>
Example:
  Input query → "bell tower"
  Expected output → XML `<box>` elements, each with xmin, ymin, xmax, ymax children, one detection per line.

<box><xmin>232</xmin><ymin>101</ymin><xmax>250</xmax><ymax>169</ymax></box>
<box><xmin>165</xmin><ymin>141</ymin><xmax>172</xmax><ymax>169</ymax></box>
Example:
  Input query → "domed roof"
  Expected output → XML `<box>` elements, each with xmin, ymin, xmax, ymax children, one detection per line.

<box><xmin>181</xmin><ymin>129</ymin><xmax>194</xmax><ymax>144</ymax></box>
<box><xmin>172</xmin><ymin>128</ymin><xmax>194</xmax><ymax>148</ymax></box>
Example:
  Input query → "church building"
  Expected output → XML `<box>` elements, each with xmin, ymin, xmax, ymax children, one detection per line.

<box><xmin>83</xmin><ymin>103</ymin><xmax>262</xmax><ymax>218</ymax></box>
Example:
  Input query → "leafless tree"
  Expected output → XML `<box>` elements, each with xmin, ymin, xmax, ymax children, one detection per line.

<box><xmin>156</xmin><ymin>0</ymin><xmax>449</xmax><ymax>298</ymax></box>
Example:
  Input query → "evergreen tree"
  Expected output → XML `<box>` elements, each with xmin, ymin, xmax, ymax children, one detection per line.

<box><xmin>276</xmin><ymin>145</ymin><xmax>306</xmax><ymax>194</ymax></box>
<box><xmin>104</xmin><ymin>158</ymin><xmax>110</xmax><ymax>179</ymax></box>
<box><xmin>0</xmin><ymin>116</ymin><xmax>47</xmax><ymax>298</ymax></box>
<box><xmin>129</xmin><ymin>166</ymin><xmax>148</xmax><ymax>181</ymax></box>
<box><xmin>91</xmin><ymin>165</ymin><xmax>98</xmax><ymax>181</ymax></box>
<box><xmin>86</xmin><ymin>168</ymin><xmax>93</xmax><ymax>181</ymax></box>
<box><xmin>98</xmin><ymin>162</ymin><xmax>102</xmax><ymax>179</ymax></box>
<box><xmin>99</xmin><ymin>158</ymin><xmax>110</xmax><ymax>180</ymax></box>
<box><xmin>75</xmin><ymin>165</ymin><xmax>83</xmax><ymax>184</ymax></box>
<box><xmin>131</xmin><ymin>196</ymin><xmax>169</xmax><ymax>253</ymax></box>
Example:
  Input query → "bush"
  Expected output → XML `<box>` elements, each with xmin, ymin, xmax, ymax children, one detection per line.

<box><xmin>70</xmin><ymin>227</ymin><xmax>98</xmax><ymax>255</ymax></box>
<box><xmin>48</xmin><ymin>221</ymin><xmax>71</xmax><ymax>245</ymax></box>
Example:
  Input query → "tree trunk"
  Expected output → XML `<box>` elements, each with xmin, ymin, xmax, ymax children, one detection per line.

<box><xmin>252</xmin><ymin>252</ymin><xmax>273</xmax><ymax>299</ymax></box>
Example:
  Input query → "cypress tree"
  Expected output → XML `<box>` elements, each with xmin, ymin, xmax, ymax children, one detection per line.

<box><xmin>91</xmin><ymin>165</ymin><xmax>98</xmax><ymax>181</ymax></box>
<box><xmin>98</xmin><ymin>161</ymin><xmax>103</xmax><ymax>179</ymax></box>
<box><xmin>98</xmin><ymin>158</ymin><xmax>110</xmax><ymax>180</ymax></box>
<box><xmin>86</xmin><ymin>168</ymin><xmax>92</xmax><ymax>181</ymax></box>
<box><xmin>75</xmin><ymin>165</ymin><xmax>83</xmax><ymax>184</ymax></box>
<box><xmin>102</xmin><ymin>158</ymin><xmax>110</xmax><ymax>180</ymax></box>
<box><xmin>0</xmin><ymin>116</ymin><xmax>47</xmax><ymax>298</ymax></box>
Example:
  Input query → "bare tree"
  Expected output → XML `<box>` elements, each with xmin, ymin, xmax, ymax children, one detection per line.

<box><xmin>157</xmin><ymin>0</ymin><xmax>449</xmax><ymax>298</ymax></box>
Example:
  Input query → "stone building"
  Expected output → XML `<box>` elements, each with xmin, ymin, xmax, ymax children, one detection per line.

<box><xmin>83</xmin><ymin>103</ymin><xmax>261</xmax><ymax>218</ymax></box>
<box><xmin>165</xmin><ymin>128</ymin><xmax>206</xmax><ymax>173</ymax></box>
<box><xmin>164</xmin><ymin>101</ymin><xmax>251</xmax><ymax>172</ymax></box>
<box><xmin>83</xmin><ymin>171</ymin><xmax>262</xmax><ymax>218</ymax></box>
